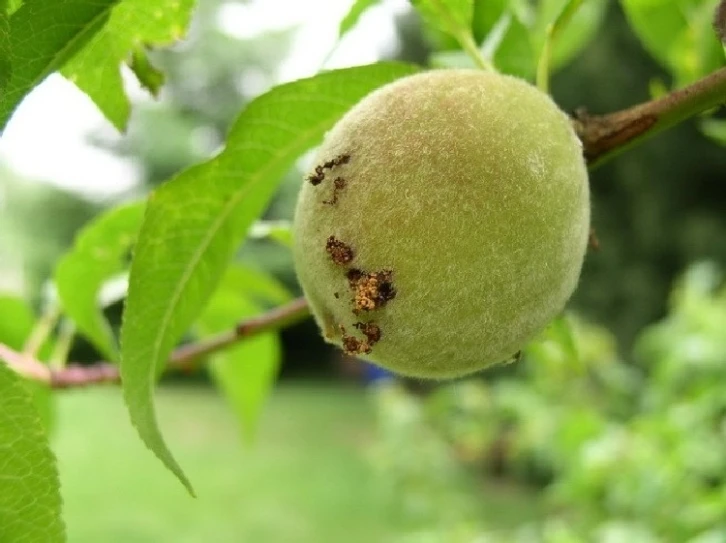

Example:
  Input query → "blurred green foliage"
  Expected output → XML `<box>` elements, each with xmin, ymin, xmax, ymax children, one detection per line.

<box><xmin>55</xmin><ymin>384</ymin><xmax>525</xmax><ymax>542</ymax></box>
<box><xmin>373</xmin><ymin>262</ymin><xmax>726</xmax><ymax>541</ymax></box>
<box><xmin>0</xmin><ymin>169</ymin><xmax>99</xmax><ymax>297</ymax></box>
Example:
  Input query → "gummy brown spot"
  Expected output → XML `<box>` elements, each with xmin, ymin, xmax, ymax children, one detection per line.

<box><xmin>323</xmin><ymin>177</ymin><xmax>346</xmax><ymax>205</ymax></box>
<box><xmin>354</xmin><ymin>322</ymin><xmax>382</xmax><ymax>345</ymax></box>
<box><xmin>307</xmin><ymin>153</ymin><xmax>351</xmax><ymax>186</ymax></box>
<box><xmin>334</xmin><ymin>292</ymin><xmax>340</xmax><ymax>299</ymax></box>
<box><xmin>325</xmin><ymin>236</ymin><xmax>354</xmax><ymax>265</ymax></box>
<box><xmin>347</xmin><ymin>269</ymin><xmax>396</xmax><ymax>313</ymax></box>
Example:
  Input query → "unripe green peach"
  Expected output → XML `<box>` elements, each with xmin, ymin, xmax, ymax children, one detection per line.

<box><xmin>292</xmin><ymin>69</ymin><xmax>590</xmax><ymax>379</ymax></box>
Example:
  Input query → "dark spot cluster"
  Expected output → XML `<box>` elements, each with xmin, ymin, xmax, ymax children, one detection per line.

<box><xmin>307</xmin><ymin>153</ymin><xmax>350</xmax><ymax>186</ymax></box>
<box><xmin>325</xmin><ymin>236</ymin><xmax>355</xmax><ymax>266</ymax></box>
<box><xmin>323</xmin><ymin>177</ymin><xmax>346</xmax><ymax>205</ymax></box>
<box><xmin>354</xmin><ymin>321</ymin><xmax>382</xmax><ymax>344</ymax></box>
<box><xmin>320</xmin><ymin>223</ymin><xmax>396</xmax><ymax>358</ymax></box>
<box><xmin>339</xmin><ymin>322</ymin><xmax>382</xmax><ymax>356</ymax></box>
<box><xmin>346</xmin><ymin>268</ymin><xmax>396</xmax><ymax>313</ymax></box>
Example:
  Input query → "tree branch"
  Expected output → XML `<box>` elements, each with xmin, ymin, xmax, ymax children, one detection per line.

<box><xmin>577</xmin><ymin>66</ymin><xmax>726</xmax><ymax>167</ymax></box>
<box><xmin>0</xmin><ymin>297</ymin><xmax>310</xmax><ymax>389</ymax></box>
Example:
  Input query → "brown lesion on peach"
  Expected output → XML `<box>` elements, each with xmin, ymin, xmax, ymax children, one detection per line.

<box><xmin>324</xmin><ymin>154</ymin><xmax>351</xmax><ymax>169</ymax></box>
<box><xmin>346</xmin><ymin>268</ymin><xmax>396</xmax><ymax>314</ymax></box>
<box><xmin>325</xmin><ymin>236</ymin><xmax>354</xmax><ymax>265</ymax></box>
<box><xmin>306</xmin><ymin>153</ymin><xmax>351</xmax><ymax>186</ymax></box>
<box><xmin>339</xmin><ymin>321</ymin><xmax>382</xmax><ymax>356</ymax></box>
<box><xmin>323</xmin><ymin>177</ymin><xmax>346</xmax><ymax>205</ymax></box>
<box><xmin>308</xmin><ymin>165</ymin><xmax>326</xmax><ymax>185</ymax></box>
<box><xmin>339</xmin><ymin>325</ymin><xmax>373</xmax><ymax>355</ymax></box>
<box><xmin>354</xmin><ymin>321</ymin><xmax>382</xmax><ymax>344</ymax></box>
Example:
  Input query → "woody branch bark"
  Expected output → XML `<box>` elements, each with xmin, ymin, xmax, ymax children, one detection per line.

<box><xmin>576</xmin><ymin>66</ymin><xmax>726</xmax><ymax>167</ymax></box>
<box><xmin>0</xmin><ymin>297</ymin><xmax>309</xmax><ymax>388</ymax></box>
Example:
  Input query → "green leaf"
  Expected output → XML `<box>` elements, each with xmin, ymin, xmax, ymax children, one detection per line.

<box><xmin>536</xmin><ymin>0</ymin><xmax>584</xmax><ymax>91</ymax></box>
<box><xmin>55</xmin><ymin>201</ymin><xmax>145</xmax><ymax>360</ymax></box>
<box><xmin>543</xmin><ymin>0</ymin><xmax>607</xmax><ymax>70</ymax></box>
<box><xmin>0</xmin><ymin>295</ymin><xmax>53</xmax><ymax>388</ymax></box>
<box><xmin>547</xmin><ymin>314</ymin><xmax>579</xmax><ymax>367</ymax></box>
<box><xmin>7</xmin><ymin>0</ymin><xmax>20</xmax><ymax>14</ymax></box>
<box><xmin>120</xmin><ymin>61</ymin><xmax>419</xmax><ymax>494</ymax></box>
<box><xmin>429</xmin><ymin>49</ymin><xmax>477</xmax><ymax>69</ymax></box>
<box><xmin>413</xmin><ymin>0</ymin><xmax>492</xmax><ymax>69</ymax></box>
<box><xmin>62</xmin><ymin>0</ymin><xmax>195</xmax><ymax>131</ymax></box>
<box><xmin>412</xmin><ymin>0</ymin><xmax>474</xmax><ymax>38</ymax></box>
<box><xmin>492</xmin><ymin>10</ymin><xmax>535</xmax><ymax>78</ymax></box>
<box><xmin>479</xmin><ymin>11</ymin><xmax>512</xmax><ymax>62</ymax></box>
<box><xmin>485</xmin><ymin>0</ymin><xmax>605</xmax><ymax>81</ymax></box>
<box><xmin>338</xmin><ymin>0</ymin><xmax>381</xmax><ymax>37</ymax></box>
<box><xmin>224</xmin><ymin>263</ymin><xmax>292</xmax><ymax>307</ymax></box>
<box><xmin>198</xmin><ymin>274</ymin><xmax>282</xmax><ymax>441</ymax></box>
<box><xmin>0</xmin><ymin>294</ymin><xmax>36</xmax><ymax>350</ymax></box>
<box><xmin>249</xmin><ymin>220</ymin><xmax>293</xmax><ymax>249</ymax></box>
<box><xmin>0</xmin><ymin>295</ymin><xmax>55</xmax><ymax>431</ymax></box>
<box><xmin>129</xmin><ymin>45</ymin><xmax>164</xmax><ymax>97</ymax></box>
<box><xmin>0</xmin><ymin>361</ymin><xmax>64</xmax><ymax>543</ymax></box>
<box><xmin>700</xmin><ymin>117</ymin><xmax>726</xmax><ymax>146</ymax></box>
<box><xmin>472</xmin><ymin>0</ymin><xmax>508</xmax><ymax>35</ymax></box>
<box><xmin>621</xmin><ymin>0</ymin><xmax>724</xmax><ymax>86</ymax></box>
<box><xmin>0</xmin><ymin>0</ymin><xmax>10</xmax><ymax>93</ymax></box>
<box><xmin>324</xmin><ymin>0</ymin><xmax>382</xmax><ymax>65</ymax></box>
<box><xmin>0</xmin><ymin>0</ymin><xmax>120</xmax><ymax>130</ymax></box>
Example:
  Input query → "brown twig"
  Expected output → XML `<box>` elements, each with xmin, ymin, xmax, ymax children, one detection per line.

<box><xmin>576</xmin><ymin>66</ymin><xmax>726</xmax><ymax>167</ymax></box>
<box><xmin>0</xmin><ymin>297</ymin><xmax>310</xmax><ymax>389</ymax></box>
<box><xmin>0</xmin><ymin>344</ymin><xmax>52</xmax><ymax>382</ymax></box>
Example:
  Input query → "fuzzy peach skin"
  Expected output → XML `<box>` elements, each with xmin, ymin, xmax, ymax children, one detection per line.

<box><xmin>292</xmin><ymin>69</ymin><xmax>590</xmax><ymax>379</ymax></box>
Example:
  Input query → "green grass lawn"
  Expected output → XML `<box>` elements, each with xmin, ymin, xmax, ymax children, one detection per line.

<box><xmin>53</xmin><ymin>383</ymin><xmax>539</xmax><ymax>542</ymax></box>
